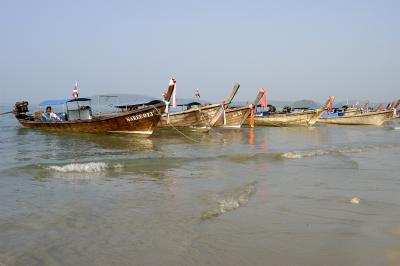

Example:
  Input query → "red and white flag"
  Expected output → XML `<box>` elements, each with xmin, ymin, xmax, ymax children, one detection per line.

<box><xmin>329</xmin><ymin>96</ymin><xmax>334</xmax><ymax>112</ymax></box>
<box><xmin>170</xmin><ymin>78</ymin><xmax>177</xmax><ymax>108</ymax></box>
<box><xmin>260</xmin><ymin>88</ymin><xmax>267</xmax><ymax>109</ymax></box>
<box><xmin>72</xmin><ymin>81</ymin><xmax>79</xmax><ymax>99</ymax></box>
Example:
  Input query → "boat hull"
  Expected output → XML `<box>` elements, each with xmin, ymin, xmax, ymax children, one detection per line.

<box><xmin>214</xmin><ymin>107</ymin><xmax>251</xmax><ymax>128</ymax></box>
<box><xmin>158</xmin><ymin>104</ymin><xmax>221</xmax><ymax>128</ymax></box>
<box><xmin>245</xmin><ymin>110</ymin><xmax>319</xmax><ymax>127</ymax></box>
<box><xmin>318</xmin><ymin>109</ymin><xmax>395</xmax><ymax>126</ymax></box>
<box><xmin>17</xmin><ymin>104</ymin><xmax>164</xmax><ymax>135</ymax></box>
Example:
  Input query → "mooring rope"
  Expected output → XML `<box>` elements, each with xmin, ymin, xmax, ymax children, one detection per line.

<box><xmin>154</xmin><ymin>106</ymin><xmax>202</xmax><ymax>143</ymax></box>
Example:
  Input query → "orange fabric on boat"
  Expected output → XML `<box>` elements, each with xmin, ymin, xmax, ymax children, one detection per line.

<box><xmin>249</xmin><ymin>104</ymin><xmax>255</xmax><ymax>128</ymax></box>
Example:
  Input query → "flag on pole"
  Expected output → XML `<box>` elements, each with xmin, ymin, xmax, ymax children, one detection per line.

<box><xmin>72</xmin><ymin>81</ymin><xmax>79</xmax><ymax>99</ymax></box>
<box><xmin>329</xmin><ymin>96</ymin><xmax>334</xmax><ymax>112</ymax></box>
<box><xmin>169</xmin><ymin>78</ymin><xmax>177</xmax><ymax>108</ymax></box>
<box><xmin>249</xmin><ymin>104</ymin><xmax>255</xmax><ymax>128</ymax></box>
<box><xmin>195</xmin><ymin>88</ymin><xmax>200</xmax><ymax>100</ymax></box>
<box><xmin>172</xmin><ymin>87</ymin><xmax>177</xmax><ymax>108</ymax></box>
<box><xmin>260</xmin><ymin>88</ymin><xmax>267</xmax><ymax>109</ymax></box>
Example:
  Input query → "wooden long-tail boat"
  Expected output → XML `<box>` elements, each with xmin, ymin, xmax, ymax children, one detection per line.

<box><xmin>252</xmin><ymin>109</ymin><xmax>320</xmax><ymax>127</ymax></box>
<box><xmin>317</xmin><ymin>97</ymin><xmax>397</xmax><ymax>126</ymax></box>
<box><xmin>318</xmin><ymin>108</ymin><xmax>395</xmax><ymax>126</ymax></box>
<box><xmin>212</xmin><ymin>89</ymin><xmax>265</xmax><ymax>128</ymax></box>
<box><xmin>157</xmin><ymin>83</ymin><xmax>240</xmax><ymax>129</ymax></box>
<box><xmin>245</xmin><ymin>97</ymin><xmax>330</xmax><ymax>127</ymax></box>
<box><xmin>12</xmin><ymin>96</ymin><xmax>169</xmax><ymax>135</ymax></box>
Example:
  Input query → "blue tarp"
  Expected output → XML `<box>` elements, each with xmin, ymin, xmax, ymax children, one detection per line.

<box><xmin>331</xmin><ymin>104</ymin><xmax>346</xmax><ymax>109</ymax></box>
<box><xmin>320</xmin><ymin>112</ymin><xmax>345</xmax><ymax>118</ymax></box>
<box><xmin>299</xmin><ymin>106</ymin><xmax>320</xmax><ymax>110</ymax></box>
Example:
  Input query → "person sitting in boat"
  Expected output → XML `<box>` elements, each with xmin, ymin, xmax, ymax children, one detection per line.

<box><xmin>41</xmin><ymin>106</ymin><xmax>61</xmax><ymax>121</ymax></box>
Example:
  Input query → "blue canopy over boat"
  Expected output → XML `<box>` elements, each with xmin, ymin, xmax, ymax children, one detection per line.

<box><xmin>176</xmin><ymin>101</ymin><xmax>201</xmax><ymax>107</ymax></box>
<box><xmin>66</xmin><ymin>98</ymin><xmax>91</xmax><ymax>103</ymax></box>
<box><xmin>39</xmin><ymin>99</ymin><xmax>67</xmax><ymax>106</ymax></box>
<box><xmin>39</xmin><ymin>98</ymin><xmax>91</xmax><ymax>106</ymax></box>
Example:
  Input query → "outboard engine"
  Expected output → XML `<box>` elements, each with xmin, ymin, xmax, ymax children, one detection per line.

<box><xmin>13</xmin><ymin>101</ymin><xmax>29</xmax><ymax>119</ymax></box>
<box><xmin>282</xmin><ymin>106</ymin><xmax>292</xmax><ymax>113</ymax></box>
<box><xmin>267</xmin><ymin>104</ymin><xmax>276</xmax><ymax>113</ymax></box>
<box><xmin>14</xmin><ymin>101</ymin><xmax>29</xmax><ymax>113</ymax></box>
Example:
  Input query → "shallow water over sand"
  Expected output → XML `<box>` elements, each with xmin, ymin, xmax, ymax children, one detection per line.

<box><xmin>1</xmin><ymin>106</ymin><xmax>400</xmax><ymax>266</ymax></box>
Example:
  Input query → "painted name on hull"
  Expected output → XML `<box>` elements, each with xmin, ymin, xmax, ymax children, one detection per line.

<box><xmin>125</xmin><ymin>112</ymin><xmax>154</xmax><ymax>122</ymax></box>
<box><xmin>231</xmin><ymin>111</ymin><xmax>244</xmax><ymax>118</ymax></box>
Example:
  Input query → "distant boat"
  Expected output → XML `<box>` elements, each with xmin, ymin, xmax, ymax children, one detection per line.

<box><xmin>244</xmin><ymin>97</ymin><xmax>330</xmax><ymax>127</ymax></box>
<box><xmin>158</xmin><ymin>83</ymin><xmax>241</xmax><ymax>130</ymax></box>
<box><xmin>318</xmin><ymin>98</ymin><xmax>398</xmax><ymax>126</ymax></box>
<box><xmin>318</xmin><ymin>109</ymin><xmax>396</xmax><ymax>126</ymax></box>
<box><xmin>12</xmin><ymin>98</ymin><xmax>166</xmax><ymax>135</ymax></box>
<box><xmin>251</xmin><ymin>109</ymin><xmax>320</xmax><ymax>127</ymax></box>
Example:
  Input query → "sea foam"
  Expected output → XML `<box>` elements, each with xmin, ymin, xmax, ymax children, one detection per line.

<box><xmin>201</xmin><ymin>182</ymin><xmax>256</xmax><ymax>220</ymax></box>
<box><xmin>281</xmin><ymin>150</ymin><xmax>328</xmax><ymax>159</ymax></box>
<box><xmin>47</xmin><ymin>162</ymin><xmax>109</xmax><ymax>173</ymax></box>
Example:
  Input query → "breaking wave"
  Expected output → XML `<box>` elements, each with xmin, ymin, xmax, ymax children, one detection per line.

<box><xmin>47</xmin><ymin>162</ymin><xmax>111</xmax><ymax>173</ymax></box>
<box><xmin>281</xmin><ymin>150</ymin><xmax>329</xmax><ymax>159</ymax></box>
<box><xmin>225</xmin><ymin>143</ymin><xmax>400</xmax><ymax>162</ymax></box>
<box><xmin>201</xmin><ymin>182</ymin><xmax>256</xmax><ymax>220</ymax></box>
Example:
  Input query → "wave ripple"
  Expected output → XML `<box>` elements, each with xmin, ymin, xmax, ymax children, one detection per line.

<box><xmin>47</xmin><ymin>162</ymin><xmax>109</xmax><ymax>173</ymax></box>
<box><xmin>201</xmin><ymin>182</ymin><xmax>256</xmax><ymax>220</ymax></box>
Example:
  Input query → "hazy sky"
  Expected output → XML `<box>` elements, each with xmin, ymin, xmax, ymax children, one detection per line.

<box><xmin>1</xmin><ymin>0</ymin><xmax>399</xmax><ymax>104</ymax></box>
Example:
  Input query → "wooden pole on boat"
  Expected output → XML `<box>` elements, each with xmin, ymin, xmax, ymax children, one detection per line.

<box><xmin>241</xmin><ymin>89</ymin><xmax>265</xmax><ymax>127</ymax></box>
<box><xmin>0</xmin><ymin>111</ymin><xmax>14</xmax><ymax>116</ymax></box>
<box><xmin>163</xmin><ymin>79</ymin><xmax>176</xmax><ymax>124</ymax></box>
<box><xmin>223</xmin><ymin>83</ymin><xmax>240</xmax><ymax>106</ymax></box>
<box><xmin>209</xmin><ymin>83</ymin><xmax>240</xmax><ymax>126</ymax></box>
<box><xmin>164</xmin><ymin>78</ymin><xmax>176</xmax><ymax>103</ymax></box>
<box><xmin>249</xmin><ymin>104</ymin><xmax>255</xmax><ymax>127</ymax></box>
<box><xmin>252</xmin><ymin>90</ymin><xmax>265</xmax><ymax>107</ymax></box>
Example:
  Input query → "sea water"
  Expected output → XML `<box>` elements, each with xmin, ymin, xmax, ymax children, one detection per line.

<box><xmin>1</xmin><ymin>105</ymin><xmax>400</xmax><ymax>266</ymax></box>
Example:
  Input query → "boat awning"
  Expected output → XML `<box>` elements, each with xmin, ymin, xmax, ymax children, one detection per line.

<box><xmin>67</xmin><ymin>98</ymin><xmax>91</xmax><ymax>103</ymax></box>
<box><xmin>144</xmin><ymin>100</ymin><xmax>163</xmax><ymax>106</ymax></box>
<box><xmin>39</xmin><ymin>98</ymin><xmax>91</xmax><ymax>106</ymax></box>
<box><xmin>113</xmin><ymin>100</ymin><xmax>163</xmax><ymax>109</ymax></box>
<box><xmin>39</xmin><ymin>99</ymin><xmax>68</xmax><ymax>106</ymax></box>
<box><xmin>176</xmin><ymin>101</ymin><xmax>201</xmax><ymax>107</ymax></box>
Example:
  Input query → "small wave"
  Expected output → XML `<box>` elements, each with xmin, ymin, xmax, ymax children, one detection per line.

<box><xmin>201</xmin><ymin>182</ymin><xmax>256</xmax><ymax>220</ymax></box>
<box><xmin>281</xmin><ymin>150</ymin><xmax>328</xmax><ymax>159</ymax></box>
<box><xmin>280</xmin><ymin>144</ymin><xmax>400</xmax><ymax>160</ymax></box>
<box><xmin>47</xmin><ymin>162</ymin><xmax>109</xmax><ymax>173</ymax></box>
<box><xmin>113</xmin><ymin>163</ymin><xmax>124</xmax><ymax>169</ymax></box>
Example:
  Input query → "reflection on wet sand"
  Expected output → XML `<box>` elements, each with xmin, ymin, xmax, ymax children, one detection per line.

<box><xmin>248</xmin><ymin>128</ymin><xmax>254</xmax><ymax>144</ymax></box>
